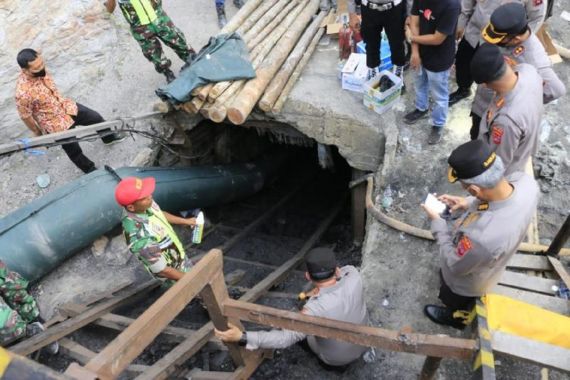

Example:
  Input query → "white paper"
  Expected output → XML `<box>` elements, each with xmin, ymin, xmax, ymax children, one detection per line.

<box><xmin>561</xmin><ymin>10</ymin><xmax>570</xmax><ymax>22</ymax></box>
<box><xmin>424</xmin><ymin>193</ymin><xmax>446</xmax><ymax>214</ymax></box>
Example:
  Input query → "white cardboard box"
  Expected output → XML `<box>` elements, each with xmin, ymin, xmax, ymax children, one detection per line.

<box><xmin>362</xmin><ymin>70</ymin><xmax>402</xmax><ymax>114</ymax></box>
<box><xmin>341</xmin><ymin>53</ymin><xmax>368</xmax><ymax>93</ymax></box>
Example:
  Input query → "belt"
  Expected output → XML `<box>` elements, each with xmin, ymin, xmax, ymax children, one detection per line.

<box><xmin>362</xmin><ymin>0</ymin><xmax>396</xmax><ymax>12</ymax></box>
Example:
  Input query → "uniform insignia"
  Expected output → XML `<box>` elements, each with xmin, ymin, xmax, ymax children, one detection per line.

<box><xmin>486</xmin><ymin>110</ymin><xmax>493</xmax><ymax>123</ymax></box>
<box><xmin>460</xmin><ymin>213</ymin><xmax>480</xmax><ymax>228</ymax></box>
<box><xmin>495</xmin><ymin>97</ymin><xmax>505</xmax><ymax>108</ymax></box>
<box><xmin>477</xmin><ymin>202</ymin><xmax>489</xmax><ymax>211</ymax></box>
<box><xmin>533</xmin><ymin>0</ymin><xmax>542</xmax><ymax>5</ymax></box>
<box><xmin>135</xmin><ymin>178</ymin><xmax>143</xmax><ymax>190</ymax></box>
<box><xmin>423</xmin><ymin>9</ymin><xmax>432</xmax><ymax>21</ymax></box>
<box><xmin>491</xmin><ymin>125</ymin><xmax>504</xmax><ymax>144</ymax></box>
<box><xmin>456</xmin><ymin>235</ymin><xmax>473</xmax><ymax>257</ymax></box>
<box><xmin>513</xmin><ymin>45</ymin><xmax>525</xmax><ymax>57</ymax></box>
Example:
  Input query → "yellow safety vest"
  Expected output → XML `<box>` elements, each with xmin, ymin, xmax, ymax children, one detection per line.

<box><xmin>119</xmin><ymin>0</ymin><xmax>158</xmax><ymax>26</ymax></box>
<box><xmin>147</xmin><ymin>207</ymin><xmax>186</xmax><ymax>265</ymax></box>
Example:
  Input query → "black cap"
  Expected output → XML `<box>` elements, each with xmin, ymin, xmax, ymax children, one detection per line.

<box><xmin>447</xmin><ymin>140</ymin><xmax>497</xmax><ymax>183</ymax></box>
<box><xmin>470</xmin><ymin>43</ymin><xmax>506</xmax><ymax>84</ymax></box>
<box><xmin>305</xmin><ymin>247</ymin><xmax>337</xmax><ymax>280</ymax></box>
<box><xmin>482</xmin><ymin>3</ymin><xmax>528</xmax><ymax>44</ymax></box>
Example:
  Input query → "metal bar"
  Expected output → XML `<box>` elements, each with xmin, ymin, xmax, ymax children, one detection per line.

<box><xmin>80</xmin><ymin>250</ymin><xmax>223</xmax><ymax>379</ymax></box>
<box><xmin>223</xmin><ymin>299</ymin><xmax>477</xmax><ymax>359</ymax></box>
<box><xmin>10</xmin><ymin>280</ymin><xmax>158</xmax><ymax>356</ymax></box>
<box><xmin>546</xmin><ymin>215</ymin><xmax>570</xmax><ymax>257</ymax></box>
<box><xmin>0</xmin><ymin>112</ymin><xmax>163</xmax><ymax>156</ymax></box>
<box><xmin>139</xmin><ymin>194</ymin><xmax>346</xmax><ymax>380</ymax></box>
<box><xmin>419</xmin><ymin>357</ymin><xmax>443</xmax><ymax>380</ymax></box>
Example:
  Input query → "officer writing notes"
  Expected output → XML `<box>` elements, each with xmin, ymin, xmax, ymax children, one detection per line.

<box><xmin>422</xmin><ymin>140</ymin><xmax>539</xmax><ymax>328</ymax></box>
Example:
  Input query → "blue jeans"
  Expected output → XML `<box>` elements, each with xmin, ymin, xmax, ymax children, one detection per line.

<box><xmin>414</xmin><ymin>66</ymin><xmax>450</xmax><ymax>128</ymax></box>
<box><xmin>215</xmin><ymin>0</ymin><xmax>224</xmax><ymax>6</ymax></box>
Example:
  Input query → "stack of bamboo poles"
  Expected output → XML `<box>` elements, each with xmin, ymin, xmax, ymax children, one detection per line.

<box><xmin>182</xmin><ymin>0</ymin><xmax>326</xmax><ymax>125</ymax></box>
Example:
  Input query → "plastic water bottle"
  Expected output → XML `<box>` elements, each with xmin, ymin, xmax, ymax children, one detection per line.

<box><xmin>192</xmin><ymin>212</ymin><xmax>205</xmax><ymax>244</ymax></box>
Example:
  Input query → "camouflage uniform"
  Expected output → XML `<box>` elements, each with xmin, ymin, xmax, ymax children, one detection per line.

<box><xmin>118</xmin><ymin>0</ymin><xmax>193</xmax><ymax>74</ymax></box>
<box><xmin>0</xmin><ymin>260</ymin><xmax>39</xmax><ymax>345</ymax></box>
<box><xmin>122</xmin><ymin>201</ymin><xmax>192</xmax><ymax>279</ymax></box>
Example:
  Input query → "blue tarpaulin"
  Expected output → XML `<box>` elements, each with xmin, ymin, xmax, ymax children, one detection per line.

<box><xmin>156</xmin><ymin>33</ymin><xmax>256</xmax><ymax>104</ymax></box>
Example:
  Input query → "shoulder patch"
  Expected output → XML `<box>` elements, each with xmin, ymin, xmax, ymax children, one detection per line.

<box><xmin>491</xmin><ymin>125</ymin><xmax>504</xmax><ymax>145</ymax></box>
<box><xmin>504</xmin><ymin>55</ymin><xmax>517</xmax><ymax>67</ymax></box>
<box><xmin>456</xmin><ymin>235</ymin><xmax>473</xmax><ymax>257</ymax></box>
<box><xmin>513</xmin><ymin>45</ymin><xmax>525</xmax><ymax>57</ymax></box>
<box><xmin>477</xmin><ymin>202</ymin><xmax>489</xmax><ymax>211</ymax></box>
<box><xmin>533</xmin><ymin>0</ymin><xmax>542</xmax><ymax>6</ymax></box>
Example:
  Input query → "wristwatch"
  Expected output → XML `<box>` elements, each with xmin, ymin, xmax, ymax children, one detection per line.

<box><xmin>238</xmin><ymin>331</ymin><xmax>247</xmax><ymax>347</ymax></box>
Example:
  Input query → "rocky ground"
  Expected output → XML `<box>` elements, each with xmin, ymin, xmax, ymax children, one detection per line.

<box><xmin>1</xmin><ymin>0</ymin><xmax>569</xmax><ymax>379</ymax></box>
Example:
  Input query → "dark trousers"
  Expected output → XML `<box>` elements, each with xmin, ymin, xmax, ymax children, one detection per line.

<box><xmin>361</xmin><ymin>2</ymin><xmax>406</xmax><ymax>68</ymax></box>
<box><xmin>470</xmin><ymin>112</ymin><xmax>482</xmax><ymax>141</ymax></box>
<box><xmin>60</xmin><ymin>103</ymin><xmax>114</xmax><ymax>173</ymax></box>
<box><xmin>438</xmin><ymin>271</ymin><xmax>476</xmax><ymax>311</ymax></box>
<box><xmin>454</xmin><ymin>38</ymin><xmax>478</xmax><ymax>89</ymax></box>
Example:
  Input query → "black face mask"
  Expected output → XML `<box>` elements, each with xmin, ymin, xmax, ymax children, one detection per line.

<box><xmin>32</xmin><ymin>68</ymin><xmax>46</xmax><ymax>77</ymax></box>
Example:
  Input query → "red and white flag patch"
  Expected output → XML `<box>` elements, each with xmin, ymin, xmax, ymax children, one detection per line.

<box><xmin>456</xmin><ymin>235</ymin><xmax>473</xmax><ymax>257</ymax></box>
<box><xmin>491</xmin><ymin>125</ymin><xmax>504</xmax><ymax>145</ymax></box>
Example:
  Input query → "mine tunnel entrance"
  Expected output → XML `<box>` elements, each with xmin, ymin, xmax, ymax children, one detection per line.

<box><xmin>37</xmin><ymin>119</ymin><xmax>369</xmax><ymax>377</ymax></box>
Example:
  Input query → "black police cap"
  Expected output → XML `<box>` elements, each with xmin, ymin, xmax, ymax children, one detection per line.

<box><xmin>447</xmin><ymin>140</ymin><xmax>497</xmax><ymax>183</ymax></box>
<box><xmin>470</xmin><ymin>43</ymin><xmax>506</xmax><ymax>84</ymax></box>
<box><xmin>482</xmin><ymin>3</ymin><xmax>528</xmax><ymax>44</ymax></box>
<box><xmin>305</xmin><ymin>247</ymin><xmax>337</xmax><ymax>280</ymax></box>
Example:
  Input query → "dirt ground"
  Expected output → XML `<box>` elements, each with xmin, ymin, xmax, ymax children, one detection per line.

<box><xmin>1</xmin><ymin>0</ymin><xmax>569</xmax><ymax>378</ymax></box>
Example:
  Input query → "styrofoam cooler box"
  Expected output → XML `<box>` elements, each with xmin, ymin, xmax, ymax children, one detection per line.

<box><xmin>341</xmin><ymin>53</ymin><xmax>369</xmax><ymax>92</ymax></box>
<box><xmin>362</xmin><ymin>70</ymin><xmax>402</xmax><ymax>114</ymax></box>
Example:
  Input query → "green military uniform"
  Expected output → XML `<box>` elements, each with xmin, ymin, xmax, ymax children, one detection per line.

<box><xmin>0</xmin><ymin>260</ymin><xmax>39</xmax><ymax>345</ymax></box>
<box><xmin>118</xmin><ymin>0</ymin><xmax>193</xmax><ymax>74</ymax></box>
<box><xmin>122</xmin><ymin>201</ymin><xmax>192</xmax><ymax>278</ymax></box>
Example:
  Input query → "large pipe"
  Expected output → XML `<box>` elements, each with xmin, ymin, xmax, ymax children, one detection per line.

<box><xmin>0</xmin><ymin>155</ymin><xmax>286</xmax><ymax>282</ymax></box>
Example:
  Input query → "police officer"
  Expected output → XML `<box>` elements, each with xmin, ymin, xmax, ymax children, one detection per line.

<box><xmin>214</xmin><ymin>247</ymin><xmax>369</xmax><ymax>367</ymax></box>
<box><xmin>354</xmin><ymin>0</ymin><xmax>407</xmax><ymax>81</ymax></box>
<box><xmin>469</xmin><ymin>2</ymin><xmax>566</xmax><ymax>139</ymax></box>
<box><xmin>422</xmin><ymin>140</ymin><xmax>539</xmax><ymax>328</ymax></box>
<box><xmin>471</xmin><ymin>43</ymin><xmax>543</xmax><ymax>175</ymax></box>
<box><xmin>115</xmin><ymin>176</ymin><xmax>197</xmax><ymax>281</ymax></box>
<box><xmin>448</xmin><ymin>0</ymin><xmax>545</xmax><ymax>106</ymax></box>
<box><xmin>105</xmin><ymin>0</ymin><xmax>195</xmax><ymax>83</ymax></box>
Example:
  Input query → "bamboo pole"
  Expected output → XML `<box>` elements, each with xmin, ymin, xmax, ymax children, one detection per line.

<box><xmin>272</xmin><ymin>22</ymin><xmax>326</xmax><ymax>112</ymax></box>
<box><xmin>187</xmin><ymin>97</ymin><xmax>206</xmax><ymax>113</ymax></box>
<box><xmin>208</xmin><ymin>0</ymin><xmax>307</xmax><ymax>103</ymax></box>
<box><xmin>244</xmin><ymin>0</ymin><xmax>295</xmax><ymax>47</ymax></box>
<box><xmin>228</xmin><ymin>0</ymin><xmax>320</xmax><ymax>125</ymax></box>
<box><xmin>220</xmin><ymin>0</ymin><xmax>264</xmax><ymax>34</ymax></box>
<box><xmin>259</xmin><ymin>11</ymin><xmax>327</xmax><ymax>112</ymax></box>
<box><xmin>236</xmin><ymin>0</ymin><xmax>280</xmax><ymax>35</ymax></box>
<box><xmin>247</xmin><ymin>0</ymin><xmax>299</xmax><ymax>49</ymax></box>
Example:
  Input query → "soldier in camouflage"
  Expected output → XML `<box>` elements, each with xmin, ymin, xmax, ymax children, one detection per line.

<box><xmin>0</xmin><ymin>260</ymin><xmax>58</xmax><ymax>353</ymax></box>
<box><xmin>105</xmin><ymin>0</ymin><xmax>196</xmax><ymax>83</ymax></box>
<box><xmin>115</xmin><ymin>176</ymin><xmax>197</xmax><ymax>282</ymax></box>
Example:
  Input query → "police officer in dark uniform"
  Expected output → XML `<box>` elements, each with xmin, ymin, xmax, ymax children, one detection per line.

<box><xmin>422</xmin><ymin>140</ymin><xmax>539</xmax><ymax>328</ymax></box>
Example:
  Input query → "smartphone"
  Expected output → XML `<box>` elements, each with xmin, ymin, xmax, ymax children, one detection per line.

<box><xmin>424</xmin><ymin>193</ymin><xmax>447</xmax><ymax>215</ymax></box>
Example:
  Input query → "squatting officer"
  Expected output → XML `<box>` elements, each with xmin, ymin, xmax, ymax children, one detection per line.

<box><xmin>469</xmin><ymin>2</ymin><xmax>566</xmax><ymax>139</ymax></box>
<box><xmin>422</xmin><ymin>140</ymin><xmax>539</xmax><ymax>328</ymax></box>
<box><xmin>471</xmin><ymin>43</ymin><xmax>544</xmax><ymax>175</ymax></box>
<box><xmin>215</xmin><ymin>247</ymin><xmax>369</xmax><ymax>368</ymax></box>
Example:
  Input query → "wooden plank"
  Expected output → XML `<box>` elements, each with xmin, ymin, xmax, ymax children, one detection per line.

<box><xmin>507</xmin><ymin>254</ymin><xmax>553</xmax><ymax>271</ymax></box>
<box><xmin>499</xmin><ymin>271</ymin><xmax>558</xmax><ymax>295</ymax></box>
<box><xmin>191</xmin><ymin>371</ymin><xmax>234</xmax><ymax>380</ymax></box>
<box><xmin>10</xmin><ymin>280</ymin><xmax>158</xmax><ymax>356</ymax></box>
<box><xmin>224</xmin><ymin>299</ymin><xmax>477</xmax><ymax>360</ymax></box>
<box><xmin>491</xmin><ymin>285</ymin><xmax>569</xmax><ymax>315</ymax></box>
<box><xmin>80</xmin><ymin>250</ymin><xmax>224</xmax><ymax>379</ymax></box>
<box><xmin>419</xmin><ymin>357</ymin><xmax>442</xmax><ymax>380</ymax></box>
<box><xmin>200</xmin><ymin>273</ymin><xmax>245</xmax><ymax>367</ymax></box>
<box><xmin>491</xmin><ymin>331</ymin><xmax>570</xmax><ymax>372</ymax></box>
<box><xmin>59</xmin><ymin>339</ymin><xmax>149</xmax><ymax>374</ymax></box>
<box><xmin>547</xmin><ymin>256</ymin><xmax>570</xmax><ymax>289</ymax></box>
<box><xmin>139</xmin><ymin>195</ymin><xmax>347</xmax><ymax>380</ymax></box>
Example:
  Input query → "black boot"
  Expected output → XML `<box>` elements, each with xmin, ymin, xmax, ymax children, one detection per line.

<box><xmin>423</xmin><ymin>305</ymin><xmax>466</xmax><ymax>329</ymax></box>
<box><xmin>448</xmin><ymin>87</ymin><xmax>472</xmax><ymax>106</ymax></box>
<box><xmin>164</xmin><ymin>69</ymin><xmax>176</xmax><ymax>84</ymax></box>
<box><xmin>216</xmin><ymin>4</ymin><xmax>227</xmax><ymax>29</ymax></box>
<box><xmin>404</xmin><ymin>108</ymin><xmax>428</xmax><ymax>124</ymax></box>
